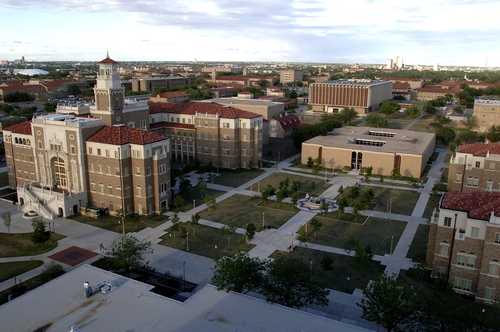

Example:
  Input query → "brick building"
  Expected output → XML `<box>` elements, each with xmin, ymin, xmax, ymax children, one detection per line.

<box><xmin>149</xmin><ymin>102</ymin><xmax>263</xmax><ymax>169</ymax></box>
<box><xmin>448</xmin><ymin>143</ymin><xmax>500</xmax><ymax>192</ymax></box>
<box><xmin>473</xmin><ymin>97</ymin><xmax>500</xmax><ymax>132</ymax></box>
<box><xmin>308</xmin><ymin>79</ymin><xmax>392</xmax><ymax>116</ymax></box>
<box><xmin>426</xmin><ymin>192</ymin><xmax>500</xmax><ymax>303</ymax></box>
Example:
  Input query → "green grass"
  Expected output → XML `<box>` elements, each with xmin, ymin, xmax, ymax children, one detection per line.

<box><xmin>299</xmin><ymin>216</ymin><xmax>406</xmax><ymax>255</ymax></box>
<box><xmin>0</xmin><ymin>233</ymin><xmax>64</xmax><ymax>258</ymax></box>
<box><xmin>0</xmin><ymin>264</ymin><xmax>64</xmax><ymax>305</ymax></box>
<box><xmin>362</xmin><ymin>186</ymin><xmax>420</xmax><ymax>215</ymax></box>
<box><xmin>0</xmin><ymin>260</ymin><xmax>44</xmax><ymax>282</ymax></box>
<box><xmin>173</xmin><ymin>186</ymin><xmax>224</xmax><ymax>212</ymax></box>
<box><xmin>213</xmin><ymin>169</ymin><xmax>265</xmax><ymax>187</ymax></box>
<box><xmin>200</xmin><ymin>194</ymin><xmax>298</xmax><ymax>230</ymax></box>
<box><xmin>72</xmin><ymin>214</ymin><xmax>166</xmax><ymax>233</ymax></box>
<box><xmin>408</xmin><ymin>115</ymin><xmax>437</xmax><ymax>133</ymax></box>
<box><xmin>248</xmin><ymin>172</ymin><xmax>329</xmax><ymax>197</ymax></box>
<box><xmin>0</xmin><ymin>172</ymin><xmax>9</xmax><ymax>187</ymax></box>
<box><xmin>272</xmin><ymin>247</ymin><xmax>385</xmax><ymax>293</ymax></box>
<box><xmin>423</xmin><ymin>193</ymin><xmax>442</xmax><ymax>219</ymax></box>
<box><xmin>159</xmin><ymin>223</ymin><xmax>254</xmax><ymax>260</ymax></box>
<box><xmin>407</xmin><ymin>225</ymin><xmax>429</xmax><ymax>264</ymax></box>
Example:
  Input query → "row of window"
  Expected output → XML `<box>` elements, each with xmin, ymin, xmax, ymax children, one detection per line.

<box><xmin>14</xmin><ymin>137</ymin><xmax>31</xmax><ymax>145</ymax></box>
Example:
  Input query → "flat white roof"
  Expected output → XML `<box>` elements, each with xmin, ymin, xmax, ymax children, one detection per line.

<box><xmin>0</xmin><ymin>265</ymin><xmax>372</xmax><ymax>332</ymax></box>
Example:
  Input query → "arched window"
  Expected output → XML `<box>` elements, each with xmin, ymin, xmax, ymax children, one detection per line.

<box><xmin>51</xmin><ymin>157</ymin><xmax>67</xmax><ymax>189</ymax></box>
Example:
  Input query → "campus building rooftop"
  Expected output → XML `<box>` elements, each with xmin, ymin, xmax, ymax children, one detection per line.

<box><xmin>303</xmin><ymin>126</ymin><xmax>435</xmax><ymax>155</ymax></box>
<box><xmin>323</xmin><ymin>79</ymin><xmax>391</xmax><ymax>87</ymax></box>
<box><xmin>0</xmin><ymin>265</ymin><xmax>370</xmax><ymax>332</ymax></box>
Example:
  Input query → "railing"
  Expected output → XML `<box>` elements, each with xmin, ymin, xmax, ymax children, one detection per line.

<box><xmin>22</xmin><ymin>184</ymin><xmax>55</xmax><ymax>220</ymax></box>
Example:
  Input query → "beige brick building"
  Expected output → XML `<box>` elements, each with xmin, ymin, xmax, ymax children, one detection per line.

<box><xmin>426</xmin><ymin>192</ymin><xmax>500</xmax><ymax>303</ymax></box>
<box><xmin>149</xmin><ymin>102</ymin><xmax>263</xmax><ymax>169</ymax></box>
<box><xmin>308</xmin><ymin>79</ymin><xmax>392</xmax><ymax>116</ymax></box>
<box><xmin>473</xmin><ymin>97</ymin><xmax>500</xmax><ymax>132</ymax></box>
<box><xmin>2</xmin><ymin>55</ymin><xmax>171</xmax><ymax>219</ymax></box>
<box><xmin>131</xmin><ymin>76</ymin><xmax>191</xmax><ymax>93</ymax></box>
<box><xmin>280</xmin><ymin>69</ymin><xmax>303</xmax><ymax>84</ymax></box>
<box><xmin>301</xmin><ymin>127</ymin><xmax>435</xmax><ymax>178</ymax></box>
<box><xmin>448</xmin><ymin>143</ymin><xmax>500</xmax><ymax>192</ymax></box>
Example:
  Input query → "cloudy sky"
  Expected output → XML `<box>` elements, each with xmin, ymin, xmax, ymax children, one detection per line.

<box><xmin>1</xmin><ymin>0</ymin><xmax>499</xmax><ymax>66</ymax></box>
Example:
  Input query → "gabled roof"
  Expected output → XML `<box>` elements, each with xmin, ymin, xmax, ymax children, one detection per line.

<box><xmin>441</xmin><ymin>192</ymin><xmax>500</xmax><ymax>221</ymax></box>
<box><xmin>149</xmin><ymin>102</ymin><xmax>261</xmax><ymax>119</ymax></box>
<box><xmin>87</xmin><ymin>125</ymin><xmax>166</xmax><ymax>145</ymax></box>
<box><xmin>98</xmin><ymin>56</ymin><xmax>118</xmax><ymax>65</ymax></box>
<box><xmin>3</xmin><ymin>120</ymin><xmax>32</xmax><ymax>135</ymax></box>
<box><xmin>457</xmin><ymin>143</ymin><xmax>500</xmax><ymax>157</ymax></box>
<box><xmin>277</xmin><ymin>114</ymin><xmax>301</xmax><ymax>130</ymax></box>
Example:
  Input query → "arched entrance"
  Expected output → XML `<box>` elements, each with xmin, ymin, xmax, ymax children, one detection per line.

<box><xmin>57</xmin><ymin>207</ymin><xmax>63</xmax><ymax>217</ymax></box>
<box><xmin>73</xmin><ymin>204</ymin><xmax>79</xmax><ymax>215</ymax></box>
<box><xmin>19</xmin><ymin>197</ymin><xmax>24</xmax><ymax>206</ymax></box>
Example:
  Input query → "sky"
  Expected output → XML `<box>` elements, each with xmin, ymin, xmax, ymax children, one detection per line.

<box><xmin>1</xmin><ymin>0</ymin><xmax>500</xmax><ymax>66</ymax></box>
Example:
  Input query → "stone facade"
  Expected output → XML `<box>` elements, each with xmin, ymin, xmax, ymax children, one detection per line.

<box><xmin>473</xmin><ymin>97</ymin><xmax>500</xmax><ymax>133</ymax></box>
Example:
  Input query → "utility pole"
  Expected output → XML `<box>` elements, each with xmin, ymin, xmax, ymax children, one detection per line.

<box><xmin>186</xmin><ymin>231</ymin><xmax>190</xmax><ymax>251</ymax></box>
<box><xmin>193</xmin><ymin>199</ymin><xmax>196</xmax><ymax>210</ymax></box>
<box><xmin>262</xmin><ymin>212</ymin><xmax>265</xmax><ymax>228</ymax></box>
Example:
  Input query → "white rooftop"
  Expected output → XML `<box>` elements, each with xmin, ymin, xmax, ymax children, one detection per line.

<box><xmin>0</xmin><ymin>265</ymin><xmax>372</xmax><ymax>332</ymax></box>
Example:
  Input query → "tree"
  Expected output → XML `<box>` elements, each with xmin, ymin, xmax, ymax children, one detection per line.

<box><xmin>212</xmin><ymin>253</ymin><xmax>265</xmax><ymax>293</ymax></box>
<box><xmin>2</xmin><ymin>211</ymin><xmax>11</xmax><ymax>233</ymax></box>
<box><xmin>262</xmin><ymin>255</ymin><xmax>328</xmax><ymax>308</ymax></box>
<box><xmin>339</xmin><ymin>108</ymin><xmax>358</xmax><ymax>125</ymax></box>
<box><xmin>44</xmin><ymin>102</ymin><xmax>57</xmax><ymax>113</ymax></box>
<box><xmin>365</xmin><ymin>113</ymin><xmax>388</xmax><ymax>128</ymax></box>
<box><xmin>261</xmin><ymin>185</ymin><xmax>275</xmax><ymax>200</ymax></box>
<box><xmin>276</xmin><ymin>188</ymin><xmax>286</xmax><ymax>202</ymax></box>
<box><xmin>4</xmin><ymin>91</ymin><xmax>35</xmax><ymax>102</ymax></box>
<box><xmin>174</xmin><ymin>195</ymin><xmax>185</xmax><ymax>208</ymax></box>
<box><xmin>358</xmin><ymin>274</ymin><xmax>416</xmax><ymax>332</ymax></box>
<box><xmin>379</xmin><ymin>101</ymin><xmax>400</xmax><ymax>115</ymax></box>
<box><xmin>31</xmin><ymin>219</ymin><xmax>50</xmax><ymax>243</ymax></box>
<box><xmin>191</xmin><ymin>213</ymin><xmax>200</xmax><ymax>224</ymax></box>
<box><xmin>246</xmin><ymin>223</ymin><xmax>256</xmax><ymax>240</ymax></box>
<box><xmin>291</xmin><ymin>191</ymin><xmax>300</xmax><ymax>205</ymax></box>
<box><xmin>487</xmin><ymin>125</ymin><xmax>500</xmax><ymax>142</ymax></box>
<box><xmin>171</xmin><ymin>213</ymin><xmax>180</xmax><ymax>225</ymax></box>
<box><xmin>66</xmin><ymin>84</ymin><xmax>82</xmax><ymax>96</ymax></box>
<box><xmin>320</xmin><ymin>200</ymin><xmax>328</xmax><ymax>214</ymax></box>
<box><xmin>108</xmin><ymin>235</ymin><xmax>152</xmax><ymax>271</ymax></box>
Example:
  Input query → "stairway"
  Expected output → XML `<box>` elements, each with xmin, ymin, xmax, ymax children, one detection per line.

<box><xmin>22</xmin><ymin>185</ymin><xmax>56</xmax><ymax>220</ymax></box>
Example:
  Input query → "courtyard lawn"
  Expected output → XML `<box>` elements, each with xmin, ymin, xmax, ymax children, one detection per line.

<box><xmin>272</xmin><ymin>247</ymin><xmax>385</xmax><ymax>293</ymax></box>
<box><xmin>248</xmin><ymin>172</ymin><xmax>330</xmax><ymax>197</ymax></box>
<box><xmin>362</xmin><ymin>186</ymin><xmax>420</xmax><ymax>215</ymax></box>
<box><xmin>173</xmin><ymin>186</ymin><xmax>224</xmax><ymax>212</ymax></box>
<box><xmin>0</xmin><ymin>233</ymin><xmax>64</xmax><ymax>258</ymax></box>
<box><xmin>72</xmin><ymin>214</ymin><xmax>166</xmax><ymax>234</ymax></box>
<box><xmin>299</xmin><ymin>216</ymin><xmax>406</xmax><ymax>255</ymax></box>
<box><xmin>0</xmin><ymin>260</ymin><xmax>44</xmax><ymax>282</ymax></box>
<box><xmin>213</xmin><ymin>169</ymin><xmax>265</xmax><ymax>188</ymax></box>
<box><xmin>199</xmin><ymin>194</ymin><xmax>298</xmax><ymax>230</ymax></box>
<box><xmin>423</xmin><ymin>193</ymin><xmax>442</xmax><ymax>219</ymax></box>
<box><xmin>407</xmin><ymin>224</ymin><xmax>429</xmax><ymax>264</ymax></box>
<box><xmin>408</xmin><ymin>115</ymin><xmax>437</xmax><ymax>133</ymax></box>
<box><xmin>159</xmin><ymin>223</ymin><xmax>254</xmax><ymax>260</ymax></box>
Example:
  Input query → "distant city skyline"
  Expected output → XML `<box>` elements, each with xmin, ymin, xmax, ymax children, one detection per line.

<box><xmin>1</xmin><ymin>0</ymin><xmax>500</xmax><ymax>67</ymax></box>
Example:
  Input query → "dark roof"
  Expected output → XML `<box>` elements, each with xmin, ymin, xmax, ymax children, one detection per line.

<box><xmin>3</xmin><ymin>121</ymin><xmax>32</xmax><ymax>135</ymax></box>
<box><xmin>441</xmin><ymin>192</ymin><xmax>500</xmax><ymax>221</ymax></box>
<box><xmin>277</xmin><ymin>114</ymin><xmax>301</xmax><ymax>130</ymax></box>
<box><xmin>457</xmin><ymin>143</ymin><xmax>500</xmax><ymax>157</ymax></box>
<box><xmin>149</xmin><ymin>102</ymin><xmax>261</xmax><ymax>119</ymax></box>
<box><xmin>87</xmin><ymin>125</ymin><xmax>166</xmax><ymax>145</ymax></box>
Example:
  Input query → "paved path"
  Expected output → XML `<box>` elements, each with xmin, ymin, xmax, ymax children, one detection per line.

<box><xmin>206</xmin><ymin>183</ymin><xmax>234</xmax><ymax>192</ymax></box>
<box><xmin>362</xmin><ymin>182</ymin><xmax>422</xmax><ymax>192</ymax></box>
<box><xmin>359</xmin><ymin>210</ymin><xmax>427</xmax><ymax>224</ymax></box>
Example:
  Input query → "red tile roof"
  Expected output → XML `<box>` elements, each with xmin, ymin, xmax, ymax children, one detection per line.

<box><xmin>457</xmin><ymin>143</ymin><xmax>500</xmax><ymax>157</ymax></box>
<box><xmin>441</xmin><ymin>192</ymin><xmax>500</xmax><ymax>221</ymax></box>
<box><xmin>150</xmin><ymin>121</ymin><xmax>195</xmax><ymax>130</ymax></box>
<box><xmin>393</xmin><ymin>81</ymin><xmax>411</xmax><ymax>90</ymax></box>
<box><xmin>98</xmin><ymin>56</ymin><xmax>118</xmax><ymax>64</ymax></box>
<box><xmin>3</xmin><ymin>121</ymin><xmax>32</xmax><ymax>135</ymax></box>
<box><xmin>87</xmin><ymin>125</ymin><xmax>166</xmax><ymax>145</ymax></box>
<box><xmin>149</xmin><ymin>102</ymin><xmax>261</xmax><ymax>119</ymax></box>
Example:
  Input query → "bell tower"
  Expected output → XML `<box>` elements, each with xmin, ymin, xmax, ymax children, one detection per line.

<box><xmin>92</xmin><ymin>52</ymin><xmax>124</xmax><ymax>125</ymax></box>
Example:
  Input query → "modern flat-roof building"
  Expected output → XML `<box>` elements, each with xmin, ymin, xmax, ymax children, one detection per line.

<box><xmin>426</xmin><ymin>192</ymin><xmax>500</xmax><ymax>303</ymax></box>
<box><xmin>280</xmin><ymin>69</ymin><xmax>303</xmax><ymax>84</ymax></box>
<box><xmin>0</xmin><ymin>264</ymin><xmax>371</xmax><ymax>332</ymax></box>
<box><xmin>301</xmin><ymin>126</ymin><xmax>435</xmax><ymax>178</ymax></box>
<box><xmin>308</xmin><ymin>79</ymin><xmax>392</xmax><ymax>116</ymax></box>
<box><xmin>209</xmin><ymin>97</ymin><xmax>285</xmax><ymax>120</ymax></box>
<box><xmin>448</xmin><ymin>143</ymin><xmax>500</xmax><ymax>192</ymax></box>
<box><xmin>473</xmin><ymin>96</ymin><xmax>500</xmax><ymax>132</ymax></box>
<box><xmin>131</xmin><ymin>76</ymin><xmax>192</xmax><ymax>93</ymax></box>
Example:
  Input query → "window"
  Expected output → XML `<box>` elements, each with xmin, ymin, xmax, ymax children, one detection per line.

<box><xmin>51</xmin><ymin>157</ymin><xmax>67</xmax><ymax>189</ymax></box>
<box><xmin>484</xmin><ymin>287</ymin><xmax>496</xmax><ymax>301</ymax></box>
<box><xmin>456</xmin><ymin>253</ymin><xmax>476</xmax><ymax>268</ymax></box>
<box><xmin>443</xmin><ymin>217</ymin><xmax>452</xmax><ymax>227</ymax></box>
<box><xmin>454</xmin><ymin>277</ymin><xmax>472</xmax><ymax>291</ymax></box>
<box><xmin>455</xmin><ymin>173</ymin><xmax>462</xmax><ymax>183</ymax></box>
<box><xmin>136</xmin><ymin>167</ymin><xmax>141</xmax><ymax>175</ymax></box>
<box><xmin>466</xmin><ymin>177</ymin><xmax>479</xmax><ymax>187</ymax></box>
<box><xmin>70</xmin><ymin>146</ymin><xmax>76</xmax><ymax>154</ymax></box>
<box><xmin>354</xmin><ymin>138</ymin><xmax>385</xmax><ymax>147</ymax></box>
<box><xmin>439</xmin><ymin>242</ymin><xmax>449</xmax><ymax>257</ymax></box>
<box><xmin>97</xmin><ymin>149</ymin><xmax>101</xmax><ymax>156</ymax></box>
<box><xmin>99</xmin><ymin>184</ymin><xmax>104</xmax><ymax>193</ymax></box>
<box><xmin>367</xmin><ymin>130</ymin><xmax>395</xmax><ymax>137</ymax></box>
<box><xmin>107</xmin><ymin>185</ymin><xmax>113</xmax><ymax>194</ymax></box>
<box><xmin>471</xmin><ymin>226</ymin><xmax>480</xmax><ymax>238</ymax></box>
<box><xmin>105</xmin><ymin>150</ymin><xmax>109</xmax><ymax>157</ymax></box>
<box><xmin>88</xmin><ymin>147</ymin><xmax>92</xmax><ymax>154</ymax></box>
<box><xmin>487</xmin><ymin>180</ymin><xmax>493</xmax><ymax>191</ymax></box>
<box><xmin>476</xmin><ymin>161</ymin><xmax>481</xmax><ymax>168</ymax></box>
<box><xmin>488</xmin><ymin>261</ymin><xmax>499</xmax><ymax>276</ymax></box>
<box><xmin>495</xmin><ymin>233</ymin><xmax>500</xmax><ymax>244</ymax></box>
<box><xmin>223</xmin><ymin>123</ymin><xmax>230</xmax><ymax>128</ymax></box>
